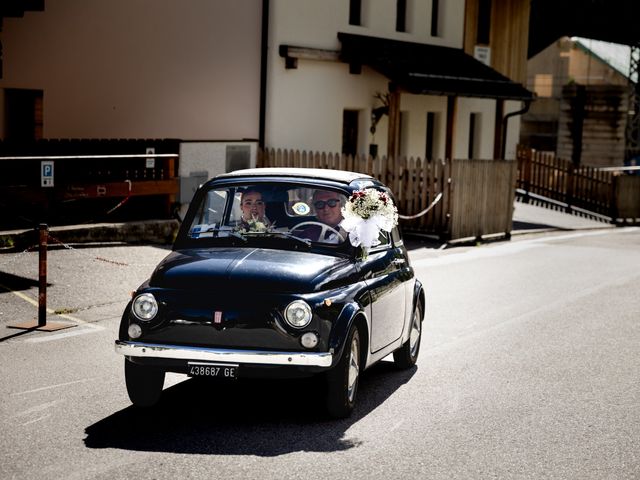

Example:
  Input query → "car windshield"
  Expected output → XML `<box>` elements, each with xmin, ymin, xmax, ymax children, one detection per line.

<box><xmin>185</xmin><ymin>182</ymin><xmax>349</xmax><ymax>246</ymax></box>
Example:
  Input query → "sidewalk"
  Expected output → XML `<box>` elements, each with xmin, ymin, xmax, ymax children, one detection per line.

<box><xmin>404</xmin><ymin>201</ymin><xmax>615</xmax><ymax>252</ymax></box>
<box><xmin>0</xmin><ymin>219</ymin><xmax>180</xmax><ymax>252</ymax></box>
<box><xmin>512</xmin><ymin>201</ymin><xmax>614</xmax><ymax>233</ymax></box>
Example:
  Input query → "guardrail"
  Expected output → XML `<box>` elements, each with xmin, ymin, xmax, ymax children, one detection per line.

<box><xmin>0</xmin><ymin>151</ymin><xmax>180</xmax><ymax>228</ymax></box>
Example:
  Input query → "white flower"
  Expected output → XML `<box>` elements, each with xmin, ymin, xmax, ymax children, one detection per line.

<box><xmin>340</xmin><ymin>188</ymin><xmax>398</xmax><ymax>251</ymax></box>
<box><xmin>237</xmin><ymin>215</ymin><xmax>271</xmax><ymax>233</ymax></box>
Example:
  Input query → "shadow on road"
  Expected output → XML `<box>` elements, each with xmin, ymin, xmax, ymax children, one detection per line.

<box><xmin>512</xmin><ymin>220</ymin><xmax>564</xmax><ymax>231</ymax></box>
<box><xmin>84</xmin><ymin>361</ymin><xmax>415</xmax><ymax>456</ymax></box>
<box><xmin>0</xmin><ymin>271</ymin><xmax>42</xmax><ymax>292</ymax></box>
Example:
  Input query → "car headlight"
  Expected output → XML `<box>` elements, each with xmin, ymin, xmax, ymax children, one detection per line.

<box><xmin>284</xmin><ymin>300</ymin><xmax>312</xmax><ymax>328</ymax></box>
<box><xmin>132</xmin><ymin>293</ymin><xmax>158</xmax><ymax>321</ymax></box>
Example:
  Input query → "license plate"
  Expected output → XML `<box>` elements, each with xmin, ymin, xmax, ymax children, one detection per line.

<box><xmin>187</xmin><ymin>362</ymin><xmax>238</xmax><ymax>379</ymax></box>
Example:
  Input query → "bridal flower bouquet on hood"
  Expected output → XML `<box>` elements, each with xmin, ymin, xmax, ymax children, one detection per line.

<box><xmin>340</xmin><ymin>188</ymin><xmax>398</xmax><ymax>256</ymax></box>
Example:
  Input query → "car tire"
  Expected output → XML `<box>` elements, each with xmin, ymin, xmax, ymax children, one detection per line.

<box><xmin>393</xmin><ymin>303</ymin><xmax>422</xmax><ymax>369</ymax></box>
<box><xmin>124</xmin><ymin>359</ymin><xmax>165</xmax><ymax>407</ymax></box>
<box><xmin>325</xmin><ymin>325</ymin><xmax>361</xmax><ymax>419</ymax></box>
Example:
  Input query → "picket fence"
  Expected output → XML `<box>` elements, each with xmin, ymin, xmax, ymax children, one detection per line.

<box><xmin>516</xmin><ymin>146</ymin><xmax>614</xmax><ymax>217</ymax></box>
<box><xmin>259</xmin><ymin>149</ymin><xmax>517</xmax><ymax>240</ymax></box>
<box><xmin>516</xmin><ymin>146</ymin><xmax>640</xmax><ymax>223</ymax></box>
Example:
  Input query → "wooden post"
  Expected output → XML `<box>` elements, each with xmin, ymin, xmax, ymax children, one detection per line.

<box><xmin>387</xmin><ymin>85</ymin><xmax>401</xmax><ymax>160</ymax></box>
<box><xmin>7</xmin><ymin>224</ymin><xmax>76</xmax><ymax>332</ymax></box>
<box><xmin>565</xmin><ymin>165</ymin><xmax>575</xmax><ymax>212</ymax></box>
<box><xmin>523</xmin><ymin>148</ymin><xmax>533</xmax><ymax>203</ymax></box>
<box><xmin>38</xmin><ymin>224</ymin><xmax>48</xmax><ymax>327</ymax></box>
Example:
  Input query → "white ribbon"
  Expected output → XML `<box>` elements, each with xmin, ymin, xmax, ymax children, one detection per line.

<box><xmin>340</xmin><ymin>214</ymin><xmax>393</xmax><ymax>249</ymax></box>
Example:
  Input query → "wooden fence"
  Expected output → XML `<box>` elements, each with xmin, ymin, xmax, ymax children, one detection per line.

<box><xmin>259</xmin><ymin>149</ymin><xmax>517</xmax><ymax>240</ymax></box>
<box><xmin>449</xmin><ymin>158</ymin><xmax>517</xmax><ymax>240</ymax></box>
<box><xmin>516</xmin><ymin>146</ymin><xmax>615</xmax><ymax>218</ymax></box>
<box><xmin>516</xmin><ymin>146</ymin><xmax>640</xmax><ymax>223</ymax></box>
<box><xmin>615</xmin><ymin>175</ymin><xmax>640</xmax><ymax>221</ymax></box>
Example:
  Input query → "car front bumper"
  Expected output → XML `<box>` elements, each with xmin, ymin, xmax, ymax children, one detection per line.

<box><xmin>115</xmin><ymin>340</ymin><xmax>333</xmax><ymax>367</ymax></box>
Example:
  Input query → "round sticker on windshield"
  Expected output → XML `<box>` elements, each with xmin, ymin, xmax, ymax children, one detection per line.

<box><xmin>292</xmin><ymin>202</ymin><xmax>311</xmax><ymax>215</ymax></box>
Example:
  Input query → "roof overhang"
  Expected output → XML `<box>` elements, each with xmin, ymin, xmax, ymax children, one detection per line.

<box><xmin>338</xmin><ymin>32</ymin><xmax>534</xmax><ymax>101</ymax></box>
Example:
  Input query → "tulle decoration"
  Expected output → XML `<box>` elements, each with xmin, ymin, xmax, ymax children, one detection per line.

<box><xmin>340</xmin><ymin>188</ymin><xmax>398</xmax><ymax>257</ymax></box>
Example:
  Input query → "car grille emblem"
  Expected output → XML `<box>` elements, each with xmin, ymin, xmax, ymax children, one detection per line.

<box><xmin>214</xmin><ymin>311</ymin><xmax>222</xmax><ymax>324</ymax></box>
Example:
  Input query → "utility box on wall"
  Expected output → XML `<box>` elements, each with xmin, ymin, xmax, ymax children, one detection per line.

<box><xmin>179</xmin><ymin>171</ymin><xmax>208</xmax><ymax>204</ymax></box>
<box><xmin>225</xmin><ymin>145</ymin><xmax>251</xmax><ymax>172</ymax></box>
<box><xmin>177</xmin><ymin>141</ymin><xmax>258</xmax><ymax>217</ymax></box>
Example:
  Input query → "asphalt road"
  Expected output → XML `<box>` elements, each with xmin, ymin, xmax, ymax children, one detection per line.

<box><xmin>0</xmin><ymin>227</ymin><xmax>639</xmax><ymax>479</ymax></box>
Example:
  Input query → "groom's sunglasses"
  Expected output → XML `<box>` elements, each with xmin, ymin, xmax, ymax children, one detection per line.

<box><xmin>314</xmin><ymin>199</ymin><xmax>340</xmax><ymax>210</ymax></box>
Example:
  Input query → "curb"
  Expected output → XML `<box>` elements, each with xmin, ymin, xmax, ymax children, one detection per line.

<box><xmin>0</xmin><ymin>219</ymin><xmax>180</xmax><ymax>252</ymax></box>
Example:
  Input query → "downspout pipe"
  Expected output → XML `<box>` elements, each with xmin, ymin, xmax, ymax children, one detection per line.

<box><xmin>501</xmin><ymin>99</ymin><xmax>531</xmax><ymax>159</ymax></box>
<box><xmin>258</xmin><ymin>0</ymin><xmax>270</xmax><ymax>150</ymax></box>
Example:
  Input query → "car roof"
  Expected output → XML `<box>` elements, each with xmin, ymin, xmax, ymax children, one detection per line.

<box><xmin>216</xmin><ymin>167</ymin><xmax>375</xmax><ymax>185</ymax></box>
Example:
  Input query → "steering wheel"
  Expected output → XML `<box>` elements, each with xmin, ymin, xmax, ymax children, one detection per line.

<box><xmin>290</xmin><ymin>221</ymin><xmax>345</xmax><ymax>243</ymax></box>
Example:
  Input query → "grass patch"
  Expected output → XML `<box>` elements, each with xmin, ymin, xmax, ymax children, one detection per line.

<box><xmin>0</xmin><ymin>237</ymin><xmax>15</xmax><ymax>249</ymax></box>
<box><xmin>54</xmin><ymin>307</ymin><xmax>78</xmax><ymax>315</ymax></box>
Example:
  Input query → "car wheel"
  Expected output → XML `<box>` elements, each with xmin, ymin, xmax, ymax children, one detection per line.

<box><xmin>325</xmin><ymin>325</ymin><xmax>361</xmax><ymax>419</ymax></box>
<box><xmin>124</xmin><ymin>359</ymin><xmax>165</xmax><ymax>407</ymax></box>
<box><xmin>393</xmin><ymin>303</ymin><xmax>422</xmax><ymax>369</ymax></box>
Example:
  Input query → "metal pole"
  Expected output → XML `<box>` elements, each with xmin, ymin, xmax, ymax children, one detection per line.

<box><xmin>38</xmin><ymin>224</ymin><xmax>48</xmax><ymax>328</ymax></box>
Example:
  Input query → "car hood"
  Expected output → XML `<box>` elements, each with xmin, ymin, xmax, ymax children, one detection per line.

<box><xmin>149</xmin><ymin>247</ymin><xmax>357</xmax><ymax>293</ymax></box>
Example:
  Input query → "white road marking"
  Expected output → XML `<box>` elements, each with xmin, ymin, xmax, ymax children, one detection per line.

<box><xmin>12</xmin><ymin>378</ymin><xmax>96</xmax><ymax>396</ymax></box>
<box><xmin>24</xmin><ymin>325</ymin><xmax>105</xmax><ymax>343</ymax></box>
<box><xmin>21</xmin><ymin>414</ymin><xmax>51</xmax><ymax>426</ymax></box>
<box><xmin>13</xmin><ymin>400</ymin><xmax>62</xmax><ymax>417</ymax></box>
<box><xmin>0</xmin><ymin>280</ymin><xmax>107</xmax><ymax>342</ymax></box>
<box><xmin>389</xmin><ymin>419</ymin><xmax>405</xmax><ymax>432</ymax></box>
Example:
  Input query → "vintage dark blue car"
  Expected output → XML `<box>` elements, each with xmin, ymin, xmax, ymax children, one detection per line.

<box><xmin>115</xmin><ymin>168</ymin><xmax>424</xmax><ymax>418</ymax></box>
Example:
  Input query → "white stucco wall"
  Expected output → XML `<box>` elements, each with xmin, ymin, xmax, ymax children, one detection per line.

<box><xmin>266</xmin><ymin>0</ymin><xmax>465</xmax><ymax>155</ymax></box>
<box><xmin>400</xmin><ymin>94</ymin><xmax>447</xmax><ymax>159</ymax></box>
<box><xmin>504</xmin><ymin>100</ymin><xmax>523</xmax><ymax>160</ymax></box>
<box><xmin>454</xmin><ymin>97</ymin><xmax>496</xmax><ymax>159</ymax></box>
<box><xmin>270</xmin><ymin>0</ymin><xmax>464</xmax><ymax>50</ymax></box>
<box><xmin>0</xmin><ymin>0</ymin><xmax>262</xmax><ymax>140</ymax></box>
<box><xmin>265</xmin><ymin>59</ymin><xmax>391</xmax><ymax>153</ymax></box>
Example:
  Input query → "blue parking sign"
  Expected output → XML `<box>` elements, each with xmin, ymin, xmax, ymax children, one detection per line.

<box><xmin>41</xmin><ymin>161</ymin><xmax>54</xmax><ymax>187</ymax></box>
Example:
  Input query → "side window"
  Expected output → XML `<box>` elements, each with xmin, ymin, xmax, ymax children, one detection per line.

<box><xmin>228</xmin><ymin>191</ymin><xmax>243</xmax><ymax>225</ymax></box>
<box><xmin>189</xmin><ymin>189</ymin><xmax>228</xmax><ymax>238</ymax></box>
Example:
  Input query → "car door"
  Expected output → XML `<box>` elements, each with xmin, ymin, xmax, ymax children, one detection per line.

<box><xmin>361</xmin><ymin>231</ymin><xmax>407</xmax><ymax>353</ymax></box>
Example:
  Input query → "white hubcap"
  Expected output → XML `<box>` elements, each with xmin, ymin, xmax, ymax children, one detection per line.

<box><xmin>347</xmin><ymin>336</ymin><xmax>359</xmax><ymax>402</ymax></box>
<box><xmin>410</xmin><ymin>311</ymin><xmax>421</xmax><ymax>357</ymax></box>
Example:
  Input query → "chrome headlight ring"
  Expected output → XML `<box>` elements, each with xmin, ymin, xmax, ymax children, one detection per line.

<box><xmin>284</xmin><ymin>300</ymin><xmax>312</xmax><ymax>329</ymax></box>
<box><xmin>131</xmin><ymin>293</ymin><xmax>159</xmax><ymax>322</ymax></box>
